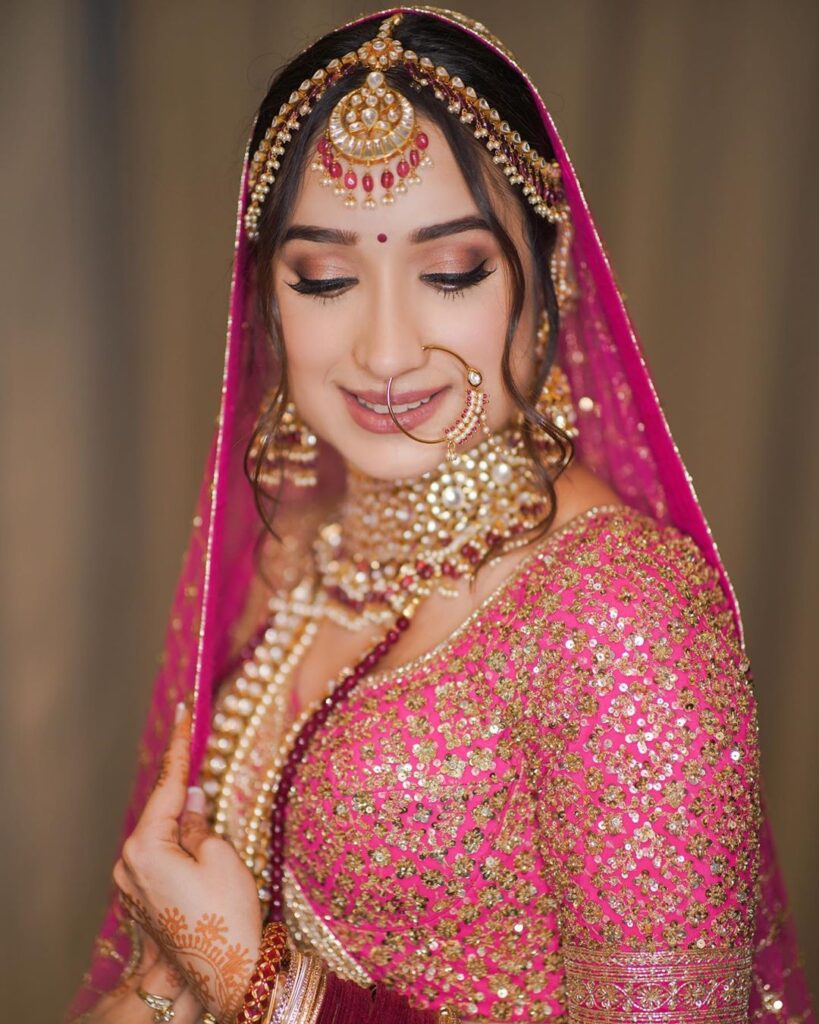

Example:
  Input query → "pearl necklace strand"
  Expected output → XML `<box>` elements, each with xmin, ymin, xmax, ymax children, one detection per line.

<box><xmin>201</xmin><ymin>426</ymin><xmax>554</xmax><ymax>917</ymax></box>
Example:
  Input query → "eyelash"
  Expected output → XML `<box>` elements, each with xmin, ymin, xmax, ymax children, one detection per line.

<box><xmin>288</xmin><ymin>259</ymin><xmax>495</xmax><ymax>303</ymax></box>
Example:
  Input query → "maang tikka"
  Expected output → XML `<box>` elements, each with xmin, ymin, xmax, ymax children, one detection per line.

<box><xmin>312</xmin><ymin>68</ymin><xmax>433</xmax><ymax>208</ymax></box>
<box><xmin>245</xmin><ymin>13</ymin><xmax>579</xmax><ymax>315</ymax></box>
<box><xmin>248</xmin><ymin>397</ymin><xmax>319</xmax><ymax>490</ymax></box>
<box><xmin>246</xmin><ymin>13</ymin><xmax>567</xmax><ymax>226</ymax></box>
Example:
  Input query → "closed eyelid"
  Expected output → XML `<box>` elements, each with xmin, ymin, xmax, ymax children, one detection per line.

<box><xmin>421</xmin><ymin>251</ymin><xmax>495</xmax><ymax>272</ymax></box>
<box><xmin>285</xmin><ymin>256</ymin><xmax>492</xmax><ymax>279</ymax></box>
<box><xmin>285</xmin><ymin>259</ymin><xmax>356</xmax><ymax>278</ymax></box>
<box><xmin>287</xmin><ymin>265</ymin><xmax>490</xmax><ymax>285</ymax></box>
<box><xmin>286</xmin><ymin>262</ymin><xmax>492</xmax><ymax>302</ymax></box>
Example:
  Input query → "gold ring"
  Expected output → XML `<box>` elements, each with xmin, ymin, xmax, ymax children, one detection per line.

<box><xmin>135</xmin><ymin>986</ymin><xmax>176</xmax><ymax>1022</ymax></box>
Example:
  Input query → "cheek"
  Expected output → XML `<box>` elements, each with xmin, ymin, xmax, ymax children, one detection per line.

<box><xmin>464</xmin><ymin>294</ymin><xmax>507</xmax><ymax>385</ymax></box>
<box><xmin>275</xmin><ymin>287</ymin><xmax>347</xmax><ymax>378</ymax></box>
<box><xmin>455</xmin><ymin>275</ymin><xmax>530</xmax><ymax>419</ymax></box>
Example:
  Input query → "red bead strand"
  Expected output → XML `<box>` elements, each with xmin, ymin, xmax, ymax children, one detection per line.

<box><xmin>265</xmin><ymin>611</ymin><xmax>412</xmax><ymax>922</ymax></box>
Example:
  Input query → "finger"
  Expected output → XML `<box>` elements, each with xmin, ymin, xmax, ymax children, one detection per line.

<box><xmin>170</xmin><ymin>986</ymin><xmax>207</xmax><ymax>1023</ymax></box>
<box><xmin>141</xmin><ymin>702</ymin><xmax>192</xmax><ymax>828</ymax></box>
<box><xmin>179</xmin><ymin>786</ymin><xmax>212</xmax><ymax>859</ymax></box>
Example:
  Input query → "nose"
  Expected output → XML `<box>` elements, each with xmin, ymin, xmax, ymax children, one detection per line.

<box><xmin>352</xmin><ymin>286</ymin><xmax>427</xmax><ymax>384</ymax></box>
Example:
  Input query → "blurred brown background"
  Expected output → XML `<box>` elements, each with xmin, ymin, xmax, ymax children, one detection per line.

<box><xmin>2</xmin><ymin>1</ymin><xmax>817</xmax><ymax>1019</ymax></box>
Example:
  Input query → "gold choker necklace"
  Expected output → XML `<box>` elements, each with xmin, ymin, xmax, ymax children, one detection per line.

<box><xmin>312</xmin><ymin>427</ymin><xmax>550</xmax><ymax>629</ymax></box>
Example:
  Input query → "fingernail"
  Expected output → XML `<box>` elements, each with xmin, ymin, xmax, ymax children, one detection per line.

<box><xmin>185</xmin><ymin>786</ymin><xmax>206</xmax><ymax>814</ymax></box>
<box><xmin>174</xmin><ymin>701</ymin><xmax>186</xmax><ymax>724</ymax></box>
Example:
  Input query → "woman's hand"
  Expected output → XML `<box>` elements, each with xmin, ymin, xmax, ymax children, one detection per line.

<box><xmin>87</xmin><ymin>926</ymin><xmax>204</xmax><ymax>1023</ymax></box>
<box><xmin>113</xmin><ymin>703</ymin><xmax>263</xmax><ymax>1023</ymax></box>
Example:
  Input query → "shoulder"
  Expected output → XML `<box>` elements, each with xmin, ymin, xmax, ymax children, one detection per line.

<box><xmin>516</xmin><ymin>505</ymin><xmax>759</xmax><ymax>781</ymax></box>
<box><xmin>522</xmin><ymin>459</ymin><xmax>738</xmax><ymax>639</ymax></box>
<box><xmin>518</xmin><ymin>503</ymin><xmax>751</xmax><ymax>702</ymax></box>
<box><xmin>527</xmin><ymin>502</ymin><xmax>739</xmax><ymax>636</ymax></box>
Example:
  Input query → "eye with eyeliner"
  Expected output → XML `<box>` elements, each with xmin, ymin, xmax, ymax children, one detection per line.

<box><xmin>421</xmin><ymin>258</ymin><xmax>495</xmax><ymax>294</ymax></box>
<box><xmin>288</xmin><ymin>274</ymin><xmax>356</xmax><ymax>297</ymax></box>
<box><xmin>286</xmin><ymin>258</ymin><xmax>495</xmax><ymax>301</ymax></box>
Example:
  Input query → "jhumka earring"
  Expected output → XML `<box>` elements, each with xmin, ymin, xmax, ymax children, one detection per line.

<box><xmin>386</xmin><ymin>345</ymin><xmax>489</xmax><ymax>462</ymax></box>
<box><xmin>534</xmin><ymin>305</ymin><xmax>551</xmax><ymax>361</ymax></box>
<box><xmin>247</xmin><ymin>397</ymin><xmax>319</xmax><ymax>490</ymax></box>
<box><xmin>526</xmin><ymin>309</ymin><xmax>580</xmax><ymax>466</ymax></box>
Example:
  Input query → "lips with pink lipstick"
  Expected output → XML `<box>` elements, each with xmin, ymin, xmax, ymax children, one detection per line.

<box><xmin>341</xmin><ymin>384</ymin><xmax>451</xmax><ymax>434</ymax></box>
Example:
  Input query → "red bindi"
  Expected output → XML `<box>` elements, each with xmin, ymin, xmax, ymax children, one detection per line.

<box><xmin>377</xmin><ymin>233</ymin><xmax>388</xmax><ymax>243</ymax></box>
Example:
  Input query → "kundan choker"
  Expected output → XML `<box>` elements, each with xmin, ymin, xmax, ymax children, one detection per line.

<box><xmin>313</xmin><ymin>425</ymin><xmax>550</xmax><ymax>629</ymax></box>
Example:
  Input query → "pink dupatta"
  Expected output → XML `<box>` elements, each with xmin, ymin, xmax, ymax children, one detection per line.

<box><xmin>68</xmin><ymin>7</ymin><xmax>814</xmax><ymax>1021</ymax></box>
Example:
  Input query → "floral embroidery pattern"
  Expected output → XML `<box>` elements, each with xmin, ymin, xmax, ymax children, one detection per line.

<box><xmin>562</xmin><ymin>946</ymin><xmax>754</xmax><ymax>1024</ymax></box>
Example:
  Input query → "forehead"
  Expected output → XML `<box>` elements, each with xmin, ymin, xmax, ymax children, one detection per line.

<box><xmin>288</xmin><ymin>117</ymin><xmax>508</xmax><ymax>241</ymax></box>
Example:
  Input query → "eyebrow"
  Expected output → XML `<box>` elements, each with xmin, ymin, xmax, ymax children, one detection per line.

<box><xmin>282</xmin><ymin>215</ymin><xmax>491</xmax><ymax>246</ymax></box>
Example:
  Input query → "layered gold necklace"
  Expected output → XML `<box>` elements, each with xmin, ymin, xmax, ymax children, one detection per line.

<box><xmin>313</xmin><ymin>426</ymin><xmax>549</xmax><ymax>629</ymax></box>
<box><xmin>201</xmin><ymin>424</ymin><xmax>551</xmax><ymax>913</ymax></box>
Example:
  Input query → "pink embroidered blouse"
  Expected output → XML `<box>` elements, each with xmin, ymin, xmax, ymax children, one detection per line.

<box><xmin>214</xmin><ymin>504</ymin><xmax>776</xmax><ymax>1023</ymax></box>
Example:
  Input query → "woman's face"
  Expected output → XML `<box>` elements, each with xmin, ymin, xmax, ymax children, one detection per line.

<box><xmin>271</xmin><ymin>117</ymin><xmax>540</xmax><ymax>480</ymax></box>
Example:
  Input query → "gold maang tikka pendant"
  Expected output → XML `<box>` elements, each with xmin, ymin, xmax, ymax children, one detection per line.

<box><xmin>312</xmin><ymin>69</ymin><xmax>433</xmax><ymax>208</ymax></box>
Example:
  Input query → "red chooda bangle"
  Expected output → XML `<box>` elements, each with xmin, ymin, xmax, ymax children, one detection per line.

<box><xmin>235</xmin><ymin>922</ymin><xmax>289</xmax><ymax>1024</ymax></box>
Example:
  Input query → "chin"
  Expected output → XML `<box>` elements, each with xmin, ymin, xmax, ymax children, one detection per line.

<box><xmin>333</xmin><ymin>434</ymin><xmax>451</xmax><ymax>481</ymax></box>
<box><xmin>305</xmin><ymin>389</ymin><xmax>457</xmax><ymax>480</ymax></box>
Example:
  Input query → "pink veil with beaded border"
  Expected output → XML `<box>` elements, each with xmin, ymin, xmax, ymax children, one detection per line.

<box><xmin>67</xmin><ymin>7</ymin><xmax>814</xmax><ymax>1021</ymax></box>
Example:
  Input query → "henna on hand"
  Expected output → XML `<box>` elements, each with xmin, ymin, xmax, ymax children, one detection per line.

<box><xmin>118</xmin><ymin>890</ymin><xmax>151</xmax><ymax>932</ymax></box>
<box><xmin>162</xmin><ymin>957</ymin><xmax>187</xmax><ymax>991</ymax></box>
<box><xmin>112</xmin><ymin>703</ymin><xmax>261</xmax><ymax>1023</ymax></box>
<box><xmin>150</xmin><ymin>907</ymin><xmax>255</xmax><ymax>1023</ymax></box>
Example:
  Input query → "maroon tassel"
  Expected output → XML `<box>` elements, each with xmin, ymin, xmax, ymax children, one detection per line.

<box><xmin>316</xmin><ymin>973</ymin><xmax>439</xmax><ymax>1024</ymax></box>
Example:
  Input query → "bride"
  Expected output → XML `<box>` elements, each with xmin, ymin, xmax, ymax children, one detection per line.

<box><xmin>69</xmin><ymin>8</ymin><xmax>813</xmax><ymax>1024</ymax></box>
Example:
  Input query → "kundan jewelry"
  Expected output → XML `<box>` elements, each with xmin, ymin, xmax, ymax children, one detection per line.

<box><xmin>386</xmin><ymin>344</ymin><xmax>489</xmax><ymax>462</ymax></box>
<box><xmin>528</xmin><ymin>362</ymin><xmax>580</xmax><ymax>467</ymax></box>
<box><xmin>523</xmin><ymin>309</ymin><xmax>580</xmax><ymax>465</ymax></box>
<box><xmin>313</xmin><ymin>426</ymin><xmax>550</xmax><ymax>629</ymax></box>
<box><xmin>312</xmin><ymin>70</ymin><xmax>432</xmax><ymax>208</ymax></box>
<box><xmin>532</xmin><ymin>364</ymin><xmax>577</xmax><ymax>452</ymax></box>
<box><xmin>247</xmin><ymin>398</ymin><xmax>319</xmax><ymax>491</ymax></box>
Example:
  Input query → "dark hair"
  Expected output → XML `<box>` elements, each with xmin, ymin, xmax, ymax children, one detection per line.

<box><xmin>245</xmin><ymin>11</ymin><xmax>573</xmax><ymax>566</ymax></box>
